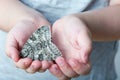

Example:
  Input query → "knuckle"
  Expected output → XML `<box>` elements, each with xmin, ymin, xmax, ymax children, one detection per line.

<box><xmin>67</xmin><ymin>73</ymin><xmax>78</xmax><ymax>78</ymax></box>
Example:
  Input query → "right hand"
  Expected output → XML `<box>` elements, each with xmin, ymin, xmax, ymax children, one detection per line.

<box><xmin>5</xmin><ymin>17</ymin><xmax>52</xmax><ymax>73</ymax></box>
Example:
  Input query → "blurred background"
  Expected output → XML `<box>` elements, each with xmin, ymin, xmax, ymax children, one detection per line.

<box><xmin>0</xmin><ymin>30</ymin><xmax>120</xmax><ymax>80</ymax></box>
<box><xmin>115</xmin><ymin>41</ymin><xmax>120</xmax><ymax>80</ymax></box>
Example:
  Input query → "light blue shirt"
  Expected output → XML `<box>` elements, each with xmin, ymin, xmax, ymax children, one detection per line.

<box><xmin>0</xmin><ymin>0</ymin><xmax>117</xmax><ymax>80</ymax></box>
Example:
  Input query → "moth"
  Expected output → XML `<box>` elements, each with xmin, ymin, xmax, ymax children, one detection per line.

<box><xmin>20</xmin><ymin>26</ymin><xmax>62</xmax><ymax>60</ymax></box>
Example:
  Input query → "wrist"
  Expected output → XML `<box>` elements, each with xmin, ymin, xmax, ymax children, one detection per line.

<box><xmin>67</xmin><ymin>14</ymin><xmax>92</xmax><ymax>39</ymax></box>
<box><xmin>19</xmin><ymin>12</ymin><xmax>51</xmax><ymax>30</ymax></box>
<box><xmin>69</xmin><ymin>14</ymin><xmax>92</xmax><ymax>39</ymax></box>
<box><xmin>3</xmin><ymin>8</ymin><xmax>50</xmax><ymax>32</ymax></box>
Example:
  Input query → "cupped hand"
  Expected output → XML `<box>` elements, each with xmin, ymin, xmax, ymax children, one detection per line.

<box><xmin>6</xmin><ymin>20</ymin><xmax>52</xmax><ymax>73</ymax></box>
<box><xmin>49</xmin><ymin>15</ymin><xmax>92</xmax><ymax>80</ymax></box>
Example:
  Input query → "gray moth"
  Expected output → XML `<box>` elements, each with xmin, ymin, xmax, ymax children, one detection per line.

<box><xmin>20</xmin><ymin>26</ymin><xmax>62</xmax><ymax>60</ymax></box>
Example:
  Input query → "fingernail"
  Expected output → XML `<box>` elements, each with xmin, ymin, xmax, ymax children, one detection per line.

<box><xmin>25</xmin><ymin>70</ymin><xmax>34</xmax><ymax>74</ymax></box>
<box><xmin>15</xmin><ymin>65</ymin><xmax>19</xmax><ymax>68</ymax></box>
<box><xmin>27</xmin><ymin>65</ymin><xmax>36</xmax><ymax>73</ymax></box>
<box><xmin>39</xmin><ymin>69</ymin><xmax>45</xmax><ymax>72</ymax></box>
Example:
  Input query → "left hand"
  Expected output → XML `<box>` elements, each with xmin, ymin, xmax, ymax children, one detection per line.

<box><xmin>49</xmin><ymin>15</ymin><xmax>92</xmax><ymax>80</ymax></box>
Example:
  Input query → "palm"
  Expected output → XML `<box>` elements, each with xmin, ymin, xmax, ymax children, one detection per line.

<box><xmin>52</xmin><ymin>26</ymin><xmax>81</xmax><ymax>61</ymax></box>
<box><xmin>6</xmin><ymin>21</ymin><xmax>36</xmax><ymax>61</ymax></box>
<box><xmin>6</xmin><ymin>21</ymin><xmax>52</xmax><ymax>73</ymax></box>
<box><xmin>49</xmin><ymin>18</ymin><xmax>92</xmax><ymax>79</ymax></box>
<box><xmin>52</xmin><ymin>17</ymin><xmax>92</xmax><ymax>63</ymax></box>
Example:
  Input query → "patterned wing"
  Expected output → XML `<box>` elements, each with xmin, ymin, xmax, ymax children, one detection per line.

<box><xmin>20</xmin><ymin>26</ymin><xmax>62</xmax><ymax>61</ymax></box>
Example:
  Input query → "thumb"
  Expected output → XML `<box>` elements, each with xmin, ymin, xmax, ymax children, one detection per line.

<box><xmin>6</xmin><ymin>34</ymin><xmax>20</xmax><ymax>62</ymax></box>
<box><xmin>77</xmin><ymin>31</ymin><xmax>92</xmax><ymax>63</ymax></box>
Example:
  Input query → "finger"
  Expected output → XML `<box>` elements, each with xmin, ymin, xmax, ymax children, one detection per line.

<box><xmin>69</xmin><ymin>59</ymin><xmax>91</xmax><ymax>75</ymax></box>
<box><xmin>39</xmin><ymin>60</ymin><xmax>51</xmax><ymax>72</ymax></box>
<box><xmin>79</xmin><ymin>47</ymin><xmax>92</xmax><ymax>64</ymax></box>
<box><xmin>56</xmin><ymin>57</ymin><xmax>78</xmax><ymax>78</ymax></box>
<box><xmin>26</xmin><ymin>60</ymin><xmax>42</xmax><ymax>73</ymax></box>
<box><xmin>49</xmin><ymin>64</ymin><xmax>71</xmax><ymax>80</ymax></box>
<box><xmin>6</xmin><ymin>47</ymin><xmax>20</xmax><ymax>62</ymax></box>
<box><xmin>15</xmin><ymin>58</ymin><xmax>32</xmax><ymax>69</ymax></box>
<box><xmin>6</xmin><ymin>34</ymin><xmax>19</xmax><ymax>62</ymax></box>
<box><xmin>77</xmin><ymin>31</ymin><xmax>92</xmax><ymax>63</ymax></box>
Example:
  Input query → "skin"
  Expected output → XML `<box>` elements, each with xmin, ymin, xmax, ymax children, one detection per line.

<box><xmin>0</xmin><ymin>0</ymin><xmax>52</xmax><ymax>73</ymax></box>
<box><xmin>0</xmin><ymin>0</ymin><xmax>120</xmax><ymax>80</ymax></box>
<box><xmin>49</xmin><ymin>0</ymin><xmax>120</xmax><ymax>80</ymax></box>
<box><xmin>49</xmin><ymin>16</ymin><xmax>92</xmax><ymax>80</ymax></box>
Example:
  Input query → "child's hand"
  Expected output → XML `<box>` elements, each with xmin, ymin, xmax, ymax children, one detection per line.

<box><xmin>49</xmin><ymin>15</ymin><xmax>92</xmax><ymax>80</ymax></box>
<box><xmin>6</xmin><ymin>20</ymin><xmax>52</xmax><ymax>73</ymax></box>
